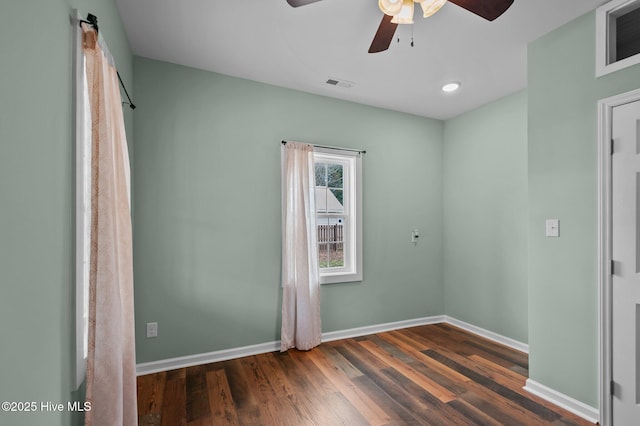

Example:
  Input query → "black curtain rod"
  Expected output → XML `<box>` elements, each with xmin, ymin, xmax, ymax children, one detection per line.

<box><xmin>281</xmin><ymin>140</ymin><xmax>366</xmax><ymax>155</ymax></box>
<box><xmin>79</xmin><ymin>13</ymin><xmax>136</xmax><ymax>110</ymax></box>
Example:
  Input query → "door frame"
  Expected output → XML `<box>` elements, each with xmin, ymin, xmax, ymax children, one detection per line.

<box><xmin>597</xmin><ymin>87</ymin><xmax>640</xmax><ymax>426</ymax></box>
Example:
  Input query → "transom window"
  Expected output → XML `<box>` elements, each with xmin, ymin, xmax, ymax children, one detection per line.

<box><xmin>596</xmin><ymin>0</ymin><xmax>640</xmax><ymax>77</ymax></box>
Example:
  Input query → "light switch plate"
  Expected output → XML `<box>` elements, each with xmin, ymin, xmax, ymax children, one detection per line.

<box><xmin>545</xmin><ymin>219</ymin><xmax>559</xmax><ymax>237</ymax></box>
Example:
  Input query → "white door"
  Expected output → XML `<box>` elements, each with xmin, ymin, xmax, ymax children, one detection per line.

<box><xmin>612</xmin><ymin>99</ymin><xmax>640</xmax><ymax>425</ymax></box>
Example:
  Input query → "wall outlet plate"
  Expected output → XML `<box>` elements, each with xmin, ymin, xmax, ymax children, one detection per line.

<box><xmin>146</xmin><ymin>322</ymin><xmax>158</xmax><ymax>338</ymax></box>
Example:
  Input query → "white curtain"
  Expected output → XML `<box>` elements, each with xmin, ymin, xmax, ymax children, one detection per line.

<box><xmin>82</xmin><ymin>24</ymin><xmax>137</xmax><ymax>426</ymax></box>
<box><xmin>281</xmin><ymin>142</ymin><xmax>322</xmax><ymax>351</ymax></box>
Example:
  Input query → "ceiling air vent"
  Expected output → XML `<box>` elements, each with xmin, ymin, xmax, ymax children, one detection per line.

<box><xmin>326</xmin><ymin>78</ymin><xmax>354</xmax><ymax>89</ymax></box>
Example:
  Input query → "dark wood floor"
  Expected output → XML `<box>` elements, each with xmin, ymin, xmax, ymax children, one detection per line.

<box><xmin>137</xmin><ymin>323</ymin><xmax>594</xmax><ymax>425</ymax></box>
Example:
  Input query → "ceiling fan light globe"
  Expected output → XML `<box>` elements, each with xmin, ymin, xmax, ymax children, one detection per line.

<box><xmin>419</xmin><ymin>0</ymin><xmax>447</xmax><ymax>18</ymax></box>
<box><xmin>390</xmin><ymin>0</ymin><xmax>414</xmax><ymax>24</ymax></box>
<box><xmin>378</xmin><ymin>0</ymin><xmax>402</xmax><ymax>16</ymax></box>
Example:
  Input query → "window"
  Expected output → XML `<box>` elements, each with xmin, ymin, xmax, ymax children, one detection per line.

<box><xmin>73</xmin><ymin>9</ymin><xmax>91</xmax><ymax>389</ymax></box>
<box><xmin>313</xmin><ymin>148</ymin><xmax>362</xmax><ymax>284</ymax></box>
<box><xmin>596</xmin><ymin>0</ymin><xmax>640</xmax><ymax>77</ymax></box>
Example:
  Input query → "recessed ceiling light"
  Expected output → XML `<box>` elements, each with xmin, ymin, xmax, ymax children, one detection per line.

<box><xmin>442</xmin><ymin>82</ymin><xmax>461</xmax><ymax>93</ymax></box>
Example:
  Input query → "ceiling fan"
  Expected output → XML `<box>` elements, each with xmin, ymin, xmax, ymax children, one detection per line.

<box><xmin>286</xmin><ymin>0</ymin><xmax>514</xmax><ymax>53</ymax></box>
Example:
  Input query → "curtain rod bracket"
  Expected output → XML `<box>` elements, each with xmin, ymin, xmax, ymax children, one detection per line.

<box><xmin>78</xmin><ymin>13</ymin><xmax>136</xmax><ymax>110</ymax></box>
<box><xmin>78</xmin><ymin>13</ymin><xmax>99</xmax><ymax>33</ymax></box>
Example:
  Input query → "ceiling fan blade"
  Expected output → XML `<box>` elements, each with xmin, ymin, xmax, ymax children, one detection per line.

<box><xmin>368</xmin><ymin>14</ymin><xmax>398</xmax><ymax>54</ymax></box>
<box><xmin>448</xmin><ymin>0</ymin><xmax>514</xmax><ymax>21</ymax></box>
<box><xmin>286</xmin><ymin>0</ymin><xmax>324</xmax><ymax>7</ymax></box>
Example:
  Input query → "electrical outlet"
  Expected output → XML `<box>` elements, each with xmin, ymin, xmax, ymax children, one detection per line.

<box><xmin>545</xmin><ymin>219</ymin><xmax>559</xmax><ymax>237</ymax></box>
<box><xmin>146</xmin><ymin>322</ymin><xmax>158</xmax><ymax>338</ymax></box>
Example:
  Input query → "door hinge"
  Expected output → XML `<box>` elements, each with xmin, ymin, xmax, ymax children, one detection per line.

<box><xmin>611</xmin><ymin>139</ymin><xmax>615</xmax><ymax>155</ymax></box>
<box><xmin>611</xmin><ymin>380</ymin><xmax>616</xmax><ymax>396</ymax></box>
<box><xmin>611</xmin><ymin>260</ymin><xmax>615</xmax><ymax>275</ymax></box>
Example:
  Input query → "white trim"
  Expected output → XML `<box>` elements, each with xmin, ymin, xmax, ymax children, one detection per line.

<box><xmin>136</xmin><ymin>315</ymin><xmax>531</xmax><ymax>375</ymax></box>
<box><xmin>136</xmin><ymin>316</ymin><xmax>444</xmax><ymax>375</ymax></box>
<box><xmin>443</xmin><ymin>315</ymin><xmax>529</xmax><ymax>353</ymax></box>
<box><xmin>524</xmin><ymin>379</ymin><xmax>600</xmax><ymax>424</ymax></box>
<box><xmin>321</xmin><ymin>315</ymin><xmax>445</xmax><ymax>342</ymax></box>
<box><xmin>136</xmin><ymin>341</ymin><xmax>282</xmax><ymax>376</ymax></box>
<box><xmin>73</xmin><ymin>8</ymin><xmax>91</xmax><ymax>391</ymax></box>
<box><xmin>596</xmin><ymin>0</ymin><xmax>640</xmax><ymax>77</ymax></box>
<box><xmin>597</xmin><ymin>87</ymin><xmax>640</xmax><ymax>426</ymax></box>
<box><xmin>314</xmin><ymin>147</ymin><xmax>364</xmax><ymax>284</ymax></box>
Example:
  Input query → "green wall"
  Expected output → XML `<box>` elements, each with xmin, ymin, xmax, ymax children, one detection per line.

<box><xmin>0</xmin><ymin>0</ymin><xmax>132</xmax><ymax>425</ymax></box>
<box><xmin>528</xmin><ymin>11</ymin><xmax>640</xmax><ymax>407</ymax></box>
<box><xmin>444</xmin><ymin>90</ymin><xmax>529</xmax><ymax>343</ymax></box>
<box><xmin>5</xmin><ymin>1</ymin><xmax>633</xmax><ymax>419</ymax></box>
<box><xmin>132</xmin><ymin>57</ymin><xmax>444</xmax><ymax>363</ymax></box>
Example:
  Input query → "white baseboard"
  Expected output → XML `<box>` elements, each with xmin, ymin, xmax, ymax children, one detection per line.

<box><xmin>443</xmin><ymin>316</ymin><xmax>529</xmax><ymax>354</ymax></box>
<box><xmin>524</xmin><ymin>379</ymin><xmax>600</xmax><ymax>424</ymax></box>
<box><xmin>136</xmin><ymin>340</ymin><xmax>281</xmax><ymax>376</ymax></box>
<box><xmin>136</xmin><ymin>315</ymin><xmax>445</xmax><ymax>376</ymax></box>
<box><xmin>321</xmin><ymin>315</ymin><xmax>446</xmax><ymax>343</ymax></box>
<box><xmin>135</xmin><ymin>315</ymin><xmax>522</xmax><ymax>375</ymax></box>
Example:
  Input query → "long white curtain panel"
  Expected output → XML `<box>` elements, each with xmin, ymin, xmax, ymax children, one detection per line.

<box><xmin>82</xmin><ymin>23</ymin><xmax>137</xmax><ymax>426</ymax></box>
<box><xmin>281</xmin><ymin>142</ymin><xmax>322</xmax><ymax>351</ymax></box>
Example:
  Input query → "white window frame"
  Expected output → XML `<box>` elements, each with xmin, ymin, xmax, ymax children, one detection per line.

<box><xmin>73</xmin><ymin>9</ymin><xmax>91</xmax><ymax>389</ymax></box>
<box><xmin>596</xmin><ymin>0</ymin><xmax>640</xmax><ymax>77</ymax></box>
<box><xmin>313</xmin><ymin>148</ymin><xmax>363</xmax><ymax>284</ymax></box>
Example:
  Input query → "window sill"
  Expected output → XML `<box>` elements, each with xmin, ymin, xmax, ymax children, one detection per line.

<box><xmin>320</xmin><ymin>271</ymin><xmax>362</xmax><ymax>285</ymax></box>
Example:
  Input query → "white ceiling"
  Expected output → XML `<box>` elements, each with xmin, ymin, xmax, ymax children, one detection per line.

<box><xmin>115</xmin><ymin>0</ymin><xmax>605</xmax><ymax>120</ymax></box>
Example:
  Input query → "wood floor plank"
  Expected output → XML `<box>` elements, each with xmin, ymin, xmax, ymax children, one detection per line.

<box><xmin>438</xmin><ymin>323</ymin><xmax>529</xmax><ymax>367</ymax></box>
<box><xmin>350</xmin><ymin>373</ymin><xmax>428</xmax><ymax>425</ymax></box>
<box><xmin>286</xmin><ymin>348</ymin><xmax>338</xmax><ymax>396</ymax></box>
<box><xmin>379</xmin><ymin>329</ymin><xmax>430</xmax><ymax>353</ymax></box>
<box><xmin>336</xmin><ymin>341</ymin><xmax>476</xmax><ymax>425</ymax></box>
<box><xmin>223</xmin><ymin>359</ymin><xmax>262</xmax><ymax>425</ymax></box>
<box><xmin>447</xmin><ymin>398</ymin><xmax>504</xmax><ymax>426</ymax></box>
<box><xmin>382</xmin><ymin>366</ymin><xmax>478</xmax><ymax>425</ymax></box>
<box><xmin>461</xmin><ymin>389</ymin><xmax>542</xmax><ymax>426</ymax></box>
<box><xmin>239</xmin><ymin>355</ymin><xmax>277</xmax><ymax>403</ymax></box>
<box><xmin>358</xmin><ymin>339</ymin><xmax>457</xmax><ymax>402</ymax></box>
<box><xmin>380</xmin><ymin>331</ymin><xmax>473</xmax><ymax>385</ymax></box>
<box><xmin>467</xmin><ymin>353</ymin><xmax>538</xmax><ymax>394</ymax></box>
<box><xmin>206</xmin><ymin>369</ymin><xmax>239</xmax><ymax>426</ymax></box>
<box><xmin>160</xmin><ymin>372</ymin><xmax>186</xmax><ymax>426</ymax></box>
<box><xmin>240</xmin><ymin>355</ymin><xmax>300</xmax><ymax>425</ymax></box>
<box><xmin>306</xmin><ymin>346</ymin><xmax>394</xmax><ymax>425</ymax></box>
<box><xmin>137</xmin><ymin>370</ymin><xmax>166</xmax><ymax>421</ymax></box>
<box><xmin>185</xmin><ymin>418</ymin><xmax>212</xmax><ymax>426</ymax></box>
<box><xmin>185</xmin><ymin>365</ymin><xmax>210</xmax><ymax>422</ymax></box>
<box><xmin>272</xmin><ymin>351</ymin><xmax>351</xmax><ymax>425</ymax></box>
<box><xmin>317</xmin><ymin>342</ymin><xmax>363</xmax><ymax>379</ymax></box>
<box><xmin>333</xmin><ymin>344</ymin><xmax>431</xmax><ymax>425</ymax></box>
<box><xmin>166</xmin><ymin>368</ymin><xmax>186</xmax><ymax>380</ymax></box>
<box><xmin>424</xmin><ymin>349</ymin><xmax>561</xmax><ymax>422</ymax></box>
<box><xmin>405</xmin><ymin>358</ymin><xmax>470</xmax><ymax>395</ymax></box>
<box><xmin>462</xmin><ymin>339</ymin><xmax>528</xmax><ymax>371</ymax></box>
<box><xmin>271</xmin><ymin>350</ymin><xmax>318</xmax><ymax>397</ymax></box>
<box><xmin>137</xmin><ymin>324</ymin><xmax>595</xmax><ymax>426</ymax></box>
<box><xmin>254</xmin><ymin>352</ymin><xmax>294</xmax><ymax>398</ymax></box>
